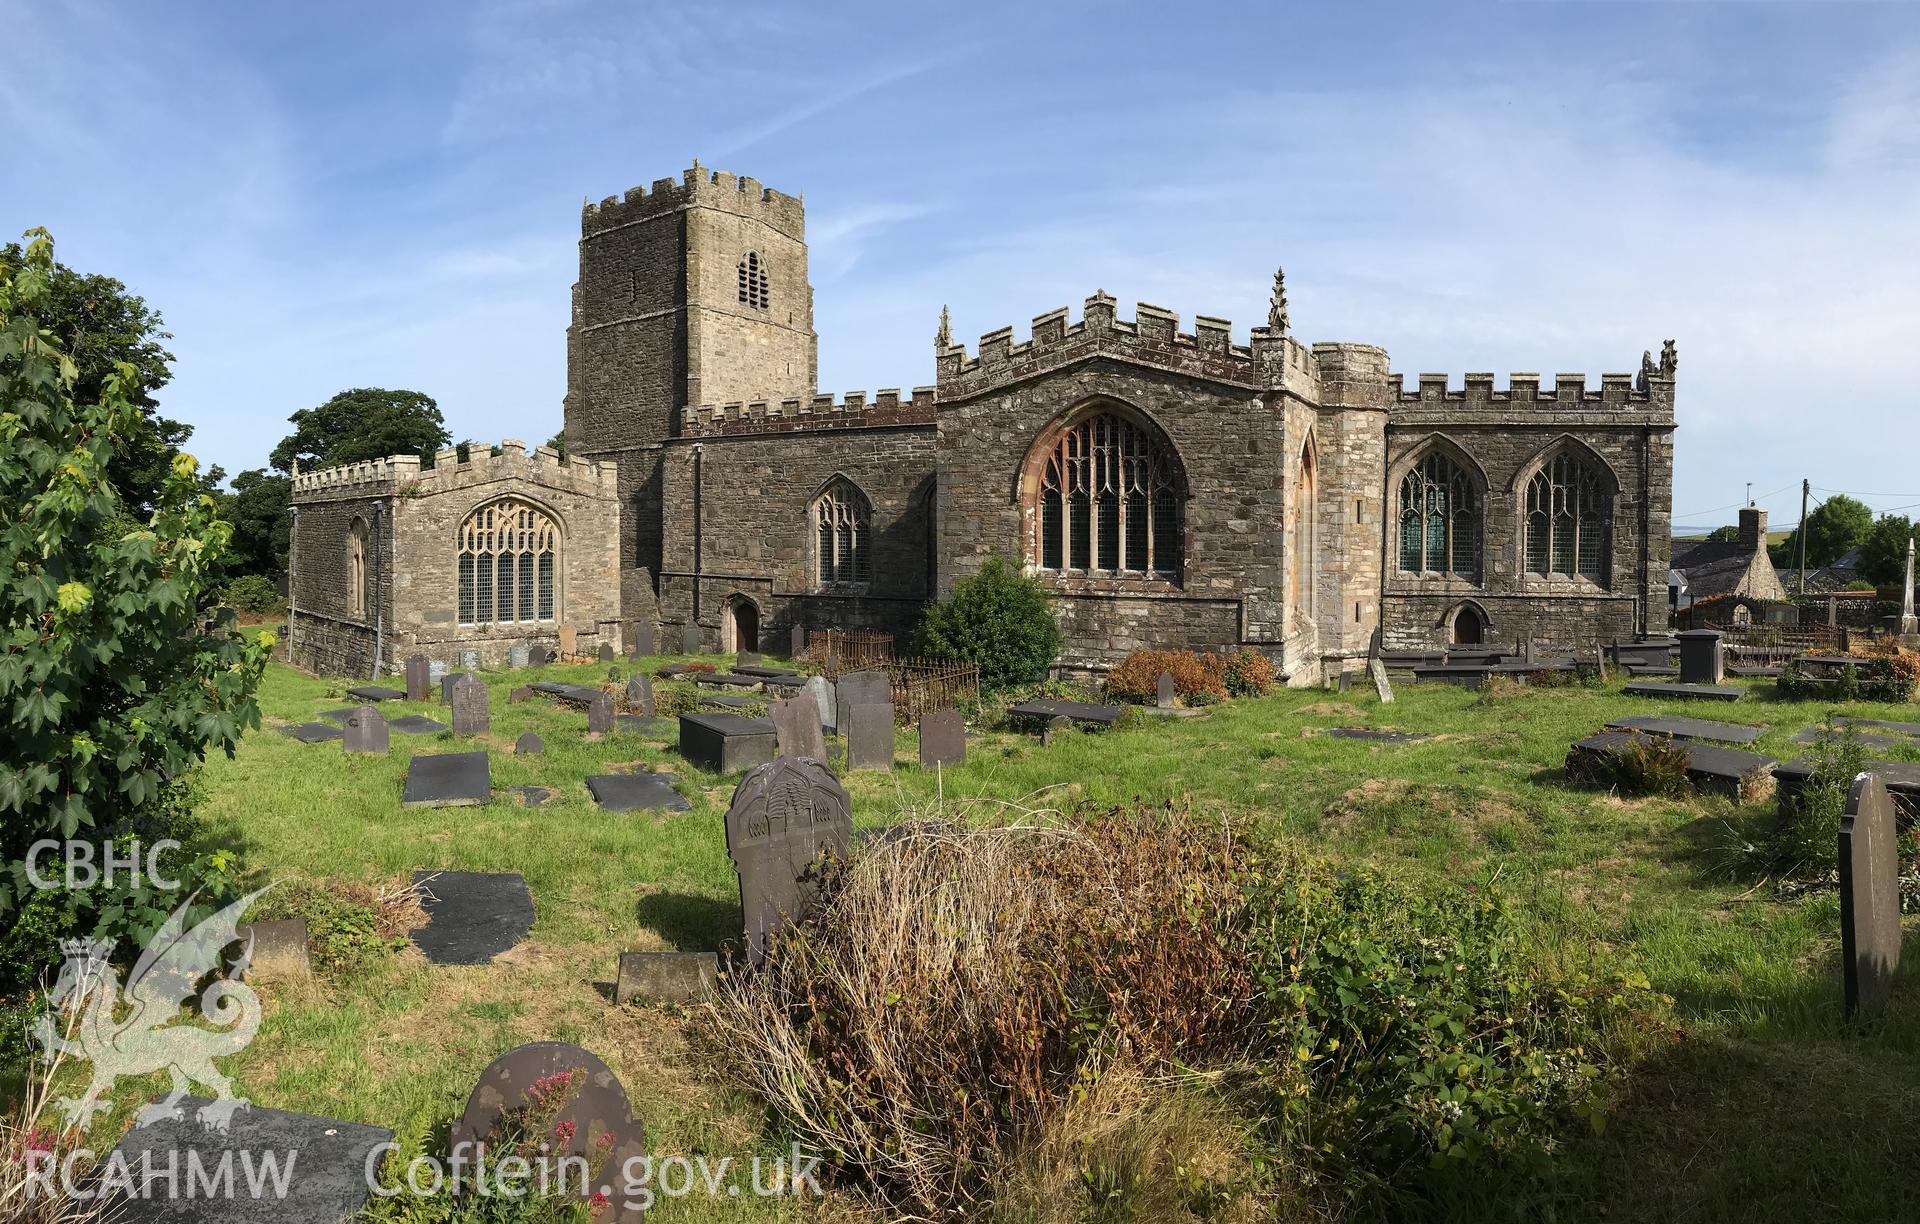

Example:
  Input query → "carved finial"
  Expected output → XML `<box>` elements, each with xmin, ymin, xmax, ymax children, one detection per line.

<box><xmin>935</xmin><ymin>304</ymin><xmax>952</xmax><ymax>350</ymax></box>
<box><xmin>1268</xmin><ymin>268</ymin><xmax>1289</xmax><ymax>336</ymax></box>
<box><xmin>1659</xmin><ymin>339</ymin><xmax>1677</xmax><ymax>378</ymax></box>
<box><xmin>1637</xmin><ymin>349</ymin><xmax>1656</xmax><ymax>391</ymax></box>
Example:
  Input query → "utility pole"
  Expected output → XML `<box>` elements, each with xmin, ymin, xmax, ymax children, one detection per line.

<box><xmin>1797</xmin><ymin>478</ymin><xmax>1809</xmax><ymax>596</ymax></box>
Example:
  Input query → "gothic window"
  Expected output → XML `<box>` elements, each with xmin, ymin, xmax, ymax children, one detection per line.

<box><xmin>1524</xmin><ymin>452</ymin><xmax>1610</xmax><ymax>580</ymax></box>
<box><xmin>814</xmin><ymin>479</ymin><xmax>871</xmax><ymax>588</ymax></box>
<box><xmin>457</xmin><ymin>499</ymin><xmax>560</xmax><ymax>626</ymax></box>
<box><xmin>1292</xmin><ymin>442</ymin><xmax>1316</xmax><ymax>613</ymax></box>
<box><xmin>347</xmin><ymin>517</ymin><xmax>369</xmax><ymax>617</ymax></box>
<box><xmin>1397</xmin><ymin>451</ymin><xmax>1482</xmax><ymax>580</ymax></box>
<box><xmin>1030</xmin><ymin>408</ymin><xmax>1183</xmax><ymax>579</ymax></box>
<box><xmin>737</xmin><ymin>252</ymin><xmax>769</xmax><ymax>309</ymax></box>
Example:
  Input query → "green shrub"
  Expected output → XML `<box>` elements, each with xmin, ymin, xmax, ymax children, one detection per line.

<box><xmin>222</xmin><ymin>573</ymin><xmax>283</xmax><ymax>614</ymax></box>
<box><xmin>917</xmin><ymin>556</ymin><xmax>1063</xmax><ymax>690</ymax></box>
<box><xmin>1778</xmin><ymin>655</ymin><xmax>1916</xmax><ymax>703</ymax></box>
<box><xmin>255</xmin><ymin>879</ymin><xmax>407</xmax><ymax>979</ymax></box>
<box><xmin>1566</xmin><ymin>733</ymin><xmax>1693</xmax><ymax>797</ymax></box>
<box><xmin>1770</xmin><ymin>717</ymin><xmax>1868</xmax><ymax>876</ymax></box>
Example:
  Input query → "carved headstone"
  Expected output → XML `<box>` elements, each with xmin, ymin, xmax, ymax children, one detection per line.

<box><xmin>514</xmin><ymin>731</ymin><xmax>543</xmax><ymax>755</ymax></box>
<box><xmin>680</xmin><ymin>622</ymin><xmax>702</xmax><ymax>655</ymax></box>
<box><xmin>598</xmin><ymin>641</ymin><xmax>615</xmax><ymax>663</ymax></box>
<box><xmin>919</xmin><ymin>709</ymin><xmax>965</xmax><ymax>769</ymax></box>
<box><xmin>847</xmin><ymin>703</ymin><xmax>894</xmax><ymax>770</ymax></box>
<box><xmin>449</xmin><ymin>675</ymin><xmax>490</xmax><ymax>735</ymax></box>
<box><xmin>1841</xmin><ymin>773</ymin><xmax>1902</xmax><ymax>1020</ymax></box>
<box><xmin>770</xmin><ymin>693</ymin><xmax>827</xmax><ymax>762</ymax></box>
<box><xmin>403</xmin><ymin>655</ymin><xmax>430</xmax><ymax>702</ymax></box>
<box><xmin>558</xmin><ymin>623</ymin><xmax>577</xmax><ymax>656</ymax></box>
<box><xmin>803</xmin><ymin>674</ymin><xmax>837</xmax><ymax>732</ymax></box>
<box><xmin>586</xmin><ymin>692</ymin><xmax>615</xmax><ymax>735</ymax></box>
<box><xmin>453</xmin><ymin>1043</ymin><xmax>647</xmax><ymax>1224</ymax></box>
<box><xmin>724</xmin><ymin>758</ymin><xmax>852</xmax><ymax>963</ymax></box>
<box><xmin>342</xmin><ymin>705</ymin><xmax>388</xmax><ymax>754</ymax></box>
<box><xmin>625</xmin><ymin>675</ymin><xmax>654</xmax><ymax>716</ymax></box>
<box><xmin>461</xmin><ymin>648</ymin><xmax>482</xmax><ymax>671</ymax></box>
<box><xmin>1156</xmin><ymin>671</ymin><xmax>1175</xmax><ymax>709</ymax></box>
<box><xmin>836</xmin><ymin>669</ymin><xmax>890</xmax><ymax>717</ymax></box>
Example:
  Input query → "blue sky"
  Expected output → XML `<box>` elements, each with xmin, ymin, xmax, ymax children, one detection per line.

<box><xmin>5</xmin><ymin>1</ymin><xmax>1918</xmax><ymax>531</ymax></box>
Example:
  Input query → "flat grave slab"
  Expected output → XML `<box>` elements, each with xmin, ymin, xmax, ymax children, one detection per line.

<box><xmin>96</xmin><ymin>1097</ymin><xmax>392</xmax><ymax>1223</ymax></box>
<box><xmin>386</xmin><ymin>714</ymin><xmax>447</xmax><ymax>735</ymax></box>
<box><xmin>615</xmin><ymin>715</ymin><xmax>678</xmax><ymax>737</ymax></box>
<box><xmin>698</xmin><ymin>693</ymin><xmax>759</xmax><ymax>710</ymax></box>
<box><xmin>736</xmin><ymin>664</ymin><xmax>804</xmax><ymax>680</ymax></box>
<box><xmin>1835</xmin><ymin>716</ymin><xmax>1920</xmax><ymax>738</ymax></box>
<box><xmin>316</xmin><ymin>707</ymin><xmax>357</xmax><ymax>723</ymax></box>
<box><xmin>656</xmin><ymin>663</ymin><xmax>700</xmax><ymax>677</ymax></box>
<box><xmin>1324</xmin><ymin>727</ymin><xmax>1436</xmax><ymax>744</ymax></box>
<box><xmin>693</xmin><ymin>672</ymin><xmax>765</xmax><ymax>687</ymax></box>
<box><xmin>1568</xmin><ymin>730</ymin><xmax>1776</xmax><ymax>800</ymax></box>
<box><xmin>1605</xmin><ymin>715</ymin><xmax>1766</xmax><ymax>745</ymax></box>
<box><xmin>1792</xmin><ymin>727</ymin><xmax>1920</xmax><ymax>753</ymax></box>
<box><xmin>409</xmin><ymin>870</ymin><xmax>533</xmax><ymax>965</ymax></box>
<box><xmin>1622</xmin><ymin>681</ymin><xmax>1744</xmax><ymax>702</ymax></box>
<box><xmin>1625</xmin><ymin>664</ymin><xmax>1681</xmax><ymax>677</ymax></box>
<box><xmin>1797</xmin><ymin>655</ymin><xmax>1862</xmax><ymax>668</ymax></box>
<box><xmin>1727</xmin><ymin>664</ymin><xmax>1783</xmax><ymax>678</ymax></box>
<box><xmin>616</xmin><ymin>950</ymin><xmax>719</xmax><ymax>1004</ymax></box>
<box><xmin>401</xmin><ymin>751</ymin><xmax>491</xmax><ymax>807</ymax></box>
<box><xmin>586</xmin><ymin>772</ymin><xmax>691</xmax><ymax>813</ymax></box>
<box><xmin>1006</xmin><ymin>698</ymin><xmax>1123</xmax><ymax>727</ymax></box>
<box><xmin>345</xmin><ymin>684</ymin><xmax>406</xmax><ymax>702</ymax></box>
<box><xmin>1774</xmin><ymin>756</ymin><xmax>1920</xmax><ymax>790</ymax></box>
<box><xmin>680</xmin><ymin>712</ymin><xmax>777</xmax><ymax>774</ymax></box>
<box><xmin>275</xmin><ymin>722</ymin><xmax>342</xmax><ymax>743</ymax></box>
<box><xmin>1410</xmin><ymin>665</ymin><xmax>1491</xmax><ymax>688</ymax></box>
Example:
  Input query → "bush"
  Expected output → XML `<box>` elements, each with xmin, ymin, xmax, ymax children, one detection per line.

<box><xmin>1105</xmin><ymin>649</ymin><xmax>1228</xmax><ymax>705</ymax></box>
<box><xmin>1770</xmin><ymin>717</ymin><xmax>1868</xmax><ymax>876</ymax></box>
<box><xmin>1566</xmin><ymin>733</ymin><xmax>1693</xmax><ymax>797</ymax></box>
<box><xmin>917</xmin><ymin>556</ymin><xmax>1063</xmax><ymax>689</ymax></box>
<box><xmin>221</xmin><ymin>573</ymin><xmax>283</xmax><ymax>614</ymax></box>
<box><xmin>1220</xmin><ymin>649</ymin><xmax>1277</xmax><ymax>698</ymax></box>
<box><xmin>1778</xmin><ymin>654</ymin><xmax>1916</xmax><ymax>703</ymax></box>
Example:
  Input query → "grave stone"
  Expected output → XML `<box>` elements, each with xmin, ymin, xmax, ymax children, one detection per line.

<box><xmin>598</xmin><ymin>641</ymin><xmax>615</xmax><ymax>663</ymax></box>
<box><xmin>1043</xmin><ymin>714</ymin><xmax>1072</xmax><ymax>745</ymax></box>
<box><xmin>276</xmin><ymin>722</ymin><xmax>342</xmax><ymax>744</ymax></box>
<box><xmin>387</xmin><ymin>714</ymin><xmax>448</xmax><ymax>735</ymax></box>
<box><xmin>1156</xmin><ymin>671</ymin><xmax>1175</xmax><ymax>709</ymax></box>
<box><xmin>837</xmin><ymin>669</ymin><xmax>891</xmax><ymax>716</ymax></box>
<box><xmin>1840</xmin><ymin>773</ymin><xmax>1902</xmax><ymax>1020</ymax></box>
<box><xmin>461</xmin><ymin>648</ymin><xmax>482</xmax><ymax>671</ymax></box>
<box><xmin>919</xmin><ymin>709</ymin><xmax>965</xmax><ymax>769</ymax></box>
<box><xmin>236</xmin><ymin>917</ymin><xmax>311</xmax><ymax>981</ymax></box>
<box><xmin>770</xmin><ymin>692</ymin><xmax>827</xmax><ymax>761</ymax></box>
<box><xmin>509</xmin><ymin>685</ymin><xmax>532</xmax><ymax>703</ymax></box>
<box><xmin>346</xmin><ymin>684</ymin><xmax>405</xmax><ymax>702</ymax></box>
<box><xmin>1368</xmin><ymin>656</ymin><xmax>1395</xmax><ymax>703</ymax></box>
<box><xmin>449</xmin><ymin>675</ymin><xmax>490</xmax><ymax>735</ymax></box>
<box><xmin>615</xmin><ymin>951</ymin><xmax>719</xmax><ymax>1004</ymax></box>
<box><xmin>453</xmin><ymin>1043</ymin><xmax>646</xmax><ymax>1224</ymax></box>
<box><xmin>514</xmin><ymin>731</ymin><xmax>544</xmax><ymax>755</ymax></box>
<box><xmin>586</xmin><ymin>691</ymin><xmax>615</xmax><ymax>734</ymax></box>
<box><xmin>1594</xmin><ymin>645</ymin><xmax>1610</xmax><ymax>682</ymax></box>
<box><xmin>803</xmin><ymin>674</ymin><xmax>837</xmax><ymax>731</ymax></box>
<box><xmin>410</xmin><ymin>870</ymin><xmax>533</xmax><ymax>964</ymax></box>
<box><xmin>679</xmin><ymin>712</ymin><xmax>777</xmax><ymax>774</ymax></box>
<box><xmin>1606</xmin><ymin>715</ymin><xmax>1765</xmax><ymax>745</ymax></box>
<box><xmin>1677</xmin><ymin>629</ymin><xmax>1725</xmax><ymax>685</ymax></box>
<box><xmin>342</xmin><ymin>704</ymin><xmax>388</xmax><ymax>754</ymax></box>
<box><xmin>528</xmin><ymin>642</ymin><xmax>551</xmax><ymax>666</ymax></box>
<box><xmin>1622</xmin><ymin>680</ymin><xmax>1743</xmax><ymax>702</ymax></box>
<box><xmin>401</xmin><ymin>751</ymin><xmax>491</xmax><ymax>807</ymax></box>
<box><xmin>404</xmin><ymin>655</ymin><xmax>431</xmax><ymax>701</ymax></box>
<box><xmin>508</xmin><ymin>641</ymin><xmax>530</xmax><ymax>669</ymax></box>
<box><xmin>586</xmin><ymin>772</ymin><xmax>691</xmax><ymax>813</ymax></box>
<box><xmin>633</xmin><ymin>621</ymin><xmax>656</xmax><ymax>657</ymax></box>
<box><xmin>429</xmin><ymin>658</ymin><xmax>449</xmax><ymax>687</ymax></box>
<box><xmin>558</xmin><ymin>623</ymin><xmax>577</xmax><ymax>656</ymax></box>
<box><xmin>724</xmin><ymin>757</ymin><xmax>852</xmax><ymax>963</ymax></box>
<box><xmin>439</xmin><ymin>671</ymin><xmax>471</xmax><ymax>704</ymax></box>
<box><xmin>847</xmin><ymin>702</ymin><xmax>895</xmax><ymax>770</ymax></box>
<box><xmin>626</xmin><ymin>674</ymin><xmax>655</xmax><ymax>716</ymax></box>
<box><xmin>789</xmin><ymin>623</ymin><xmax>806</xmax><ymax>658</ymax></box>
<box><xmin>680</xmin><ymin>622</ymin><xmax>702</xmax><ymax>654</ymax></box>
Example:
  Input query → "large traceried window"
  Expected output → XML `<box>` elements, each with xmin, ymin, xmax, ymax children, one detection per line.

<box><xmin>1031</xmin><ymin>408</ymin><xmax>1183</xmax><ymax>580</ymax></box>
<box><xmin>814</xmin><ymin>479</ymin><xmax>871</xmax><ymax>588</ymax></box>
<box><xmin>347</xmin><ymin>518</ymin><xmax>369</xmax><ymax>617</ymax></box>
<box><xmin>1397</xmin><ymin>451</ymin><xmax>1482</xmax><ymax>580</ymax></box>
<box><xmin>1524</xmin><ymin>452</ymin><xmax>1610</xmax><ymax>580</ymax></box>
<box><xmin>737</xmin><ymin>252</ymin><xmax>769</xmax><ymax>309</ymax></box>
<box><xmin>457</xmin><ymin>499</ymin><xmax>560</xmax><ymax>626</ymax></box>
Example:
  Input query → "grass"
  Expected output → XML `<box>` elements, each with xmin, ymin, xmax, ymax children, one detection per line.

<box><xmin>46</xmin><ymin>656</ymin><xmax>1920</xmax><ymax>1219</ymax></box>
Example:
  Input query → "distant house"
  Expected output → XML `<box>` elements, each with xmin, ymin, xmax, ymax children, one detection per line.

<box><xmin>1670</xmin><ymin>506</ymin><xmax>1788</xmax><ymax>607</ymax></box>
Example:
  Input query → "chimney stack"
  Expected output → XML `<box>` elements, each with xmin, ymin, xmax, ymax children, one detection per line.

<box><xmin>1738</xmin><ymin>505</ymin><xmax>1768</xmax><ymax>555</ymax></box>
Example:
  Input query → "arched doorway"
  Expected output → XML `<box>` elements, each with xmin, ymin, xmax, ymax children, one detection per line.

<box><xmin>725</xmin><ymin>596</ymin><xmax>760</xmax><ymax>654</ymax></box>
<box><xmin>1451</xmin><ymin>604</ymin><xmax>1485</xmax><ymax>646</ymax></box>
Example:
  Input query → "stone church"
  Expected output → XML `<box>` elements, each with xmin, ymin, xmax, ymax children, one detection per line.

<box><xmin>288</xmin><ymin>161</ymin><xmax>1677</xmax><ymax>684</ymax></box>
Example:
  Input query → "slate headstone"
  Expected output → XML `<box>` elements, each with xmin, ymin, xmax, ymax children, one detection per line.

<box><xmin>528</xmin><ymin>642</ymin><xmax>552</xmax><ymax>666</ymax></box>
<box><xmin>558</xmin><ymin>623</ymin><xmax>577</xmax><ymax>656</ymax></box>
<box><xmin>404</xmin><ymin>655</ymin><xmax>431</xmax><ymax>702</ymax></box>
<box><xmin>724</xmin><ymin>757</ymin><xmax>852</xmax><ymax>963</ymax></box>
<box><xmin>680</xmin><ymin>622</ymin><xmax>703</xmax><ymax>654</ymax></box>
<box><xmin>514</xmin><ymin>731</ymin><xmax>544</xmax><ymax>755</ymax></box>
<box><xmin>632</xmin><ymin>621</ymin><xmax>656</xmax><ymax>657</ymax></box>
<box><xmin>410</xmin><ymin>870</ymin><xmax>532</xmax><ymax>964</ymax></box>
<box><xmin>586</xmin><ymin>691</ymin><xmax>615</xmax><ymax>734</ymax></box>
<box><xmin>836</xmin><ymin>669</ymin><xmax>891</xmax><ymax>716</ymax></box>
<box><xmin>770</xmin><ymin>692</ymin><xmax>827</xmax><ymax>761</ymax></box>
<box><xmin>1841</xmin><ymin>773</ymin><xmax>1902</xmax><ymax>1021</ymax></box>
<box><xmin>626</xmin><ymin>674</ymin><xmax>654</xmax><ymax>716</ymax></box>
<box><xmin>1677</xmin><ymin>629</ymin><xmax>1725</xmax><ymax>685</ymax></box>
<box><xmin>343</xmin><ymin>704</ymin><xmax>388</xmax><ymax>754</ymax></box>
<box><xmin>453</xmin><ymin>1043</ymin><xmax>646</xmax><ymax>1224</ymax></box>
<box><xmin>847</xmin><ymin>702</ymin><xmax>895</xmax><ymax>771</ymax></box>
<box><xmin>401</xmin><ymin>751</ymin><xmax>491</xmax><ymax>807</ymax></box>
<box><xmin>919</xmin><ymin>708</ymin><xmax>965</xmax><ymax>769</ymax></box>
<box><xmin>1042</xmin><ymin>714</ymin><xmax>1071</xmax><ymax>745</ymax></box>
<box><xmin>598</xmin><ymin>641</ymin><xmax>615</xmax><ymax>663</ymax></box>
<box><xmin>615</xmin><ymin>951</ymin><xmax>719</xmax><ymax>1005</ymax></box>
<box><xmin>802</xmin><ymin>674</ymin><xmax>837</xmax><ymax>732</ymax></box>
<box><xmin>1156</xmin><ymin>670</ymin><xmax>1175</xmax><ymax>709</ymax></box>
<box><xmin>450</xmin><ymin>674</ymin><xmax>490</xmax><ymax>735</ymax></box>
<box><xmin>440</xmin><ymin>671</ymin><xmax>471</xmax><ymax>704</ymax></box>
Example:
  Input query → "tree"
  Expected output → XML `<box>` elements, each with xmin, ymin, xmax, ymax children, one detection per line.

<box><xmin>545</xmin><ymin>429</ymin><xmax>568</xmax><ymax>460</ymax></box>
<box><xmin>1704</xmin><ymin>525</ymin><xmax>1740</xmax><ymax>543</ymax></box>
<box><xmin>0</xmin><ymin>240</ymin><xmax>219</xmax><ymax>513</ymax></box>
<box><xmin>269</xmin><ymin>387</ymin><xmax>450</xmax><ymax>474</ymax></box>
<box><xmin>0</xmin><ymin>230</ymin><xmax>270</xmax><ymax>933</ymax></box>
<box><xmin>1857</xmin><ymin>515</ymin><xmax>1919</xmax><ymax>587</ymax></box>
<box><xmin>1775</xmin><ymin>495</ymin><xmax>1874</xmax><ymax>570</ymax></box>
<box><xmin>225</xmin><ymin>467</ymin><xmax>293</xmax><ymax>576</ymax></box>
<box><xmin>916</xmin><ymin>556</ymin><xmax>1063</xmax><ymax>689</ymax></box>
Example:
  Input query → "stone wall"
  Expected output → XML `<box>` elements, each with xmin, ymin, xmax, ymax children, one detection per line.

<box><xmin>287</xmin><ymin>489</ymin><xmax>390</xmax><ymax>679</ymax></box>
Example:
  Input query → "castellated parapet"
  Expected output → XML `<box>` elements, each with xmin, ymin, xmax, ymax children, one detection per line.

<box><xmin>581</xmin><ymin>162</ymin><xmax>805</xmax><ymax>241</ymax></box>
<box><xmin>935</xmin><ymin>292</ymin><xmax>1319</xmax><ymax>401</ymax></box>
<box><xmin>676</xmin><ymin>388</ymin><xmax>938</xmax><ymax>438</ymax></box>
<box><xmin>1386</xmin><ymin>368</ymin><xmax>1675</xmax><ymax>425</ymax></box>
<box><xmin>291</xmin><ymin>440</ymin><xmax>617</xmax><ymax>502</ymax></box>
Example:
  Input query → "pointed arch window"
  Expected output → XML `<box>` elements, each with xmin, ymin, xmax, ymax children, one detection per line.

<box><xmin>1030</xmin><ymin>407</ymin><xmax>1183</xmax><ymax>579</ymax></box>
<box><xmin>1397</xmin><ymin>451</ymin><xmax>1482</xmax><ymax>580</ymax></box>
<box><xmin>737</xmin><ymin>252</ymin><xmax>769</xmax><ymax>309</ymax></box>
<box><xmin>814</xmin><ymin>479</ymin><xmax>871</xmax><ymax>589</ymax></box>
<box><xmin>458</xmin><ymin>499</ymin><xmax>560</xmax><ymax>626</ymax></box>
<box><xmin>1292</xmin><ymin>443</ymin><xmax>1317</xmax><ymax>613</ymax></box>
<box><xmin>347</xmin><ymin>517</ymin><xmax>369</xmax><ymax>618</ymax></box>
<box><xmin>1525</xmin><ymin>452</ymin><xmax>1610</xmax><ymax>580</ymax></box>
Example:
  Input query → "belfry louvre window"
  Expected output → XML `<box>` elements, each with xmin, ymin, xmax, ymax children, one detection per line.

<box><xmin>1033</xmin><ymin>411</ymin><xmax>1182</xmax><ymax>578</ymax></box>
<box><xmin>1525</xmin><ymin>453</ymin><xmax>1609</xmax><ymax>580</ymax></box>
<box><xmin>1397</xmin><ymin>452</ymin><xmax>1481</xmax><ymax>579</ymax></box>
<box><xmin>457</xmin><ymin>500</ymin><xmax>559</xmax><ymax>626</ymax></box>
<box><xmin>737</xmin><ymin>252</ymin><xmax>769</xmax><ymax>309</ymax></box>
<box><xmin>814</xmin><ymin>480</ymin><xmax>871</xmax><ymax>587</ymax></box>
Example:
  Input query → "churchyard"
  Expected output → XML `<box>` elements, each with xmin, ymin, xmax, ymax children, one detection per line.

<box><xmin>54</xmin><ymin>637</ymin><xmax>1911</xmax><ymax>1220</ymax></box>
